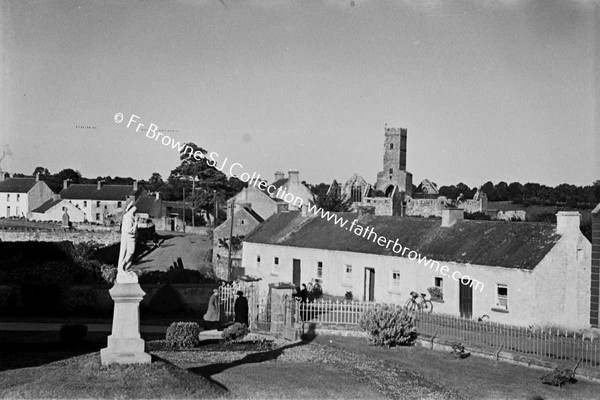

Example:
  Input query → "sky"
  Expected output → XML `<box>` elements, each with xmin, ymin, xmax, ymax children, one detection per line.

<box><xmin>0</xmin><ymin>0</ymin><xmax>598</xmax><ymax>189</ymax></box>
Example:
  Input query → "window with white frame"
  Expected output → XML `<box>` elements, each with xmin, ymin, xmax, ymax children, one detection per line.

<box><xmin>496</xmin><ymin>284</ymin><xmax>508</xmax><ymax>310</ymax></box>
<box><xmin>117</xmin><ymin>201</ymin><xmax>122</xmax><ymax>208</ymax></box>
<box><xmin>16</xmin><ymin>194</ymin><xmax>20</xmax><ymax>201</ymax></box>
<box><xmin>272</xmin><ymin>257</ymin><xmax>279</xmax><ymax>274</ymax></box>
<box><xmin>344</xmin><ymin>264</ymin><xmax>352</xmax><ymax>283</ymax></box>
<box><xmin>390</xmin><ymin>271</ymin><xmax>401</xmax><ymax>291</ymax></box>
<box><xmin>434</xmin><ymin>277</ymin><xmax>443</xmax><ymax>288</ymax></box>
<box><xmin>95</xmin><ymin>213</ymin><xmax>100</xmax><ymax>221</ymax></box>
<box><xmin>96</xmin><ymin>201</ymin><xmax>101</xmax><ymax>207</ymax></box>
<box><xmin>317</xmin><ymin>262</ymin><xmax>323</xmax><ymax>278</ymax></box>
<box><xmin>83</xmin><ymin>201</ymin><xmax>87</xmax><ymax>207</ymax></box>
<box><xmin>256</xmin><ymin>254</ymin><xmax>261</xmax><ymax>268</ymax></box>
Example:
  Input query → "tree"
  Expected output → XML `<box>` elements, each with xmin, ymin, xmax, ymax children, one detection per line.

<box><xmin>32</xmin><ymin>166</ymin><xmax>50</xmax><ymax>176</ymax></box>
<box><xmin>494</xmin><ymin>181</ymin><xmax>509</xmax><ymax>201</ymax></box>
<box><xmin>507</xmin><ymin>182</ymin><xmax>523</xmax><ymax>203</ymax></box>
<box><xmin>315</xmin><ymin>190</ymin><xmax>352</xmax><ymax>212</ymax></box>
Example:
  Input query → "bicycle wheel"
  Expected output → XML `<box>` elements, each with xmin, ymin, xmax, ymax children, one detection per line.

<box><xmin>405</xmin><ymin>299</ymin><xmax>416</xmax><ymax>312</ymax></box>
<box><xmin>421</xmin><ymin>300</ymin><xmax>434</xmax><ymax>313</ymax></box>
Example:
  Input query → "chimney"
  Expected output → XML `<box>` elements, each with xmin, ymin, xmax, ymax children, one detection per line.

<box><xmin>441</xmin><ymin>208</ymin><xmax>464</xmax><ymax>227</ymax></box>
<box><xmin>556</xmin><ymin>211</ymin><xmax>581</xmax><ymax>235</ymax></box>
<box><xmin>155</xmin><ymin>192</ymin><xmax>160</xmax><ymax>200</ymax></box>
<box><xmin>36</xmin><ymin>172</ymin><xmax>40</xmax><ymax>181</ymax></box>
<box><xmin>301</xmin><ymin>203</ymin><xmax>308</xmax><ymax>217</ymax></box>
<box><xmin>133</xmin><ymin>180</ymin><xmax>138</xmax><ymax>191</ymax></box>
<box><xmin>63</xmin><ymin>179</ymin><xmax>70</xmax><ymax>189</ymax></box>
<box><xmin>274</xmin><ymin>171</ymin><xmax>284</xmax><ymax>181</ymax></box>
<box><xmin>0</xmin><ymin>172</ymin><xmax>5</xmax><ymax>182</ymax></box>
<box><xmin>590</xmin><ymin>204</ymin><xmax>600</xmax><ymax>327</ymax></box>
<box><xmin>288</xmin><ymin>170</ymin><xmax>299</xmax><ymax>185</ymax></box>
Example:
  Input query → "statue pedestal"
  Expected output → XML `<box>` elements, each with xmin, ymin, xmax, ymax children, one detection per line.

<box><xmin>100</xmin><ymin>282</ymin><xmax>151</xmax><ymax>365</ymax></box>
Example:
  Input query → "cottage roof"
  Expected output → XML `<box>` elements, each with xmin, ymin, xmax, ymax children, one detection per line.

<box><xmin>31</xmin><ymin>198</ymin><xmax>63</xmax><ymax>213</ymax></box>
<box><xmin>60</xmin><ymin>184</ymin><xmax>141</xmax><ymax>200</ymax></box>
<box><xmin>0</xmin><ymin>178</ymin><xmax>38</xmax><ymax>193</ymax></box>
<box><xmin>246</xmin><ymin>212</ymin><xmax>561</xmax><ymax>270</ymax></box>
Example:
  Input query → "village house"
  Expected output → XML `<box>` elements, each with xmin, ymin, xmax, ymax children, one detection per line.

<box><xmin>59</xmin><ymin>180</ymin><xmax>143</xmax><ymax>224</ymax></box>
<box><xmin>229</xmin><ymin>183</ymin><xmax>288</xmax><ymax>220</ymax></box>
<box><xmin>0</xmin><ymin>174</ymin><xmax>55</xmax><ymax>218</ymax></box>
<box><xmin>29</xmin><ymin>198</ymin><xmax>86</xmax><ymax>223</ymax></box>
<box><xmin>241</xmin><ymin>208</ymin><xmax>592</xmax><ymax>330</ymax></box>
<box><xmin>212</xmin><ymin>202</ymin><xmax>264</xmax><ymax>280</ymax></box>
<box><xmin>271</xmin><ymin>170</ymin><xmax>315</xmax><ymax>210</ymax></box>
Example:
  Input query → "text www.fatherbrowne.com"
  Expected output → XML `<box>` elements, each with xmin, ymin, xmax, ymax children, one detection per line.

<box><xmin>115</xmin><ymin>112</ymin><xmax>484</xmax><ymax>293</ymax></box>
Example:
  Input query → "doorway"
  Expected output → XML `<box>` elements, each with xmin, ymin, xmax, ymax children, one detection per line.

<box><xmin>292</xmin><ymin>259</ymin><xmax>301</xmax><ymax>287</ymax></box>
<box><xmin>364</xmin><ymin>268</ymin><xmax>375</xmax><ymax>302</ymax></box>
<box><xmin>459</xmin><ymin>279</ymin><xmax>473</xmax><ymax>319</ymax></box>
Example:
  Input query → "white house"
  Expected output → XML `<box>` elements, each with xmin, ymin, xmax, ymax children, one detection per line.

<box><xmin>241</xmin><ymin>208</ymin><xmax>591</xmax><ymax>330</ymax></box>
<box><xmin>271</xmin><ymin>170</ymin><xmax>315</xmax><ymax>211</ymax></box>
<box><xmin>0</xmin><ymin>175</ymin><xmax>55</xmax><ymax>218</ymax></box>
<box><xmin>29</xmin><ymin>198</ymin><xmax>86</xmax><ymax>223</ymax></box>
<box><xmin>59</xmin><ymin>180</ymin><xmax>143</xmax><ymax>223</ymax></box>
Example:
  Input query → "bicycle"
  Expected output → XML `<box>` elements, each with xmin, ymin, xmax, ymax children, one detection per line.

<box><xmin>405</xmin><ymin>291</ymin><xmax>433</xmax><ymax>313</ymax></box>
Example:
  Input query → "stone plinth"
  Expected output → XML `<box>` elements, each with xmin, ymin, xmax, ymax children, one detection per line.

<box><xmin>100</xmin><ymin>283</ymin><xmax>151</xmax><ymax>365</ymax></box>
<box><xmin>269</xmin><ymin>283</ymin><xmax>296</xmax><ymax>340</ymax></box>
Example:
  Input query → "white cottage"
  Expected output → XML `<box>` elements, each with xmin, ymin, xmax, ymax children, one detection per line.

<box><xmin>241</xmin><ymin>209</ymin><xmax>591</xmax><ymax>330</ymax></box>
<box><xmin>0</xmin><ymin>175</ymin><xmax>55</xmax><ymax>218</ymax></box>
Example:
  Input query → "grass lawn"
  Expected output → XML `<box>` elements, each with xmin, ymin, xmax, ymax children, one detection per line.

<box><xmin>315</xmin><ymin>335</ymin><xmax>600</xmax><ymax>400</ymax></box>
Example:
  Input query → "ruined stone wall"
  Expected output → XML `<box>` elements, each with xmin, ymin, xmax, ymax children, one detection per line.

<box><xmin>361</xmin><ymin>197</ymin><xmax>394</xmax><ymax>216</ymax></box>
<box><xmin>406</xmin><ymin>197</ymin><xmax>488</xmax><ymax>218</ymax></box>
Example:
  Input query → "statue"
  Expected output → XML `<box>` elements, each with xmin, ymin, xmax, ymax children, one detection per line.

<box><xmin>116</xmin><ymin>201</ymin><xmax>139</xmax><ymax>283</ymax></box>
<box><xmin>61</xmin><ymin>209</ymin><xmax>70</xmax><ymax>228</ymax></box>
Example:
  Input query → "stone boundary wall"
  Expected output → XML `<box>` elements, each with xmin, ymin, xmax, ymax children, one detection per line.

<box><xmin>0</xmin><ymin>228</ymin><xmax>120</xmax><ymax>245</ymax></box>
<box><xmin>0</xmin><ymin>283</ymin><xmax>220</xmax><ymax>314</ymax></box>
<box><xmin>407</xmin><ymin>198</ymin><xmax>487</xmax><ymax>218</ymax></box>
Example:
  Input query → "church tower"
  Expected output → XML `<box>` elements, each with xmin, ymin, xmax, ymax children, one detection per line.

<box><xmin>375</xmin><ymin>126</ymin><xmax>412</xmax><ymax>196</ymax></box>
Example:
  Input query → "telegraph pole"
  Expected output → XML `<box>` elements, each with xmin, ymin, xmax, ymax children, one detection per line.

<box><xmin>213</xmin><ymin>190</ymin><xmax>217</xmax><ymax>226</ymax></box>
<box><xmin>182</xmin><ymin>186</ymin><xmax>185</xmax><ymax>233</ymax></box>
<box><xmin>227</xmin><ymin>199</ymin><xmax>235</xmax><ymax>281</ymax></box>
<box><xmin>191</xmin><ymin>177</ymin><xmax>195</xmax><ymax>227</ymax></box>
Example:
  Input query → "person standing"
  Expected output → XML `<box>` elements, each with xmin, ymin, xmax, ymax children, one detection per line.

<box><xmin>203</xmin><ymin>289</ymin><xmax>220</xmax><ymax>329</ymax></box>
<box><xmin>299</xmin><ymin>283</ymin><xmax>308</xmax><ymax>303</ymax></box>
<box><xmin>234</xmin><ymin>290</ymin><xmax>249</xmax><ymax>326</ymax></box>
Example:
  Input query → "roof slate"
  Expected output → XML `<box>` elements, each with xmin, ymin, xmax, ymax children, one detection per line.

<box><xmin>31</xmin><ymin>199</ymin><xmax>62</xmax><ymax>213</ymax></box>
<box><xmin>60</xmin><ymin>184</ymin><xmax>140</xmax><ymax>200</ymax></box>
<box><xmin>245</xmin><ymin>212</ymin><xmax>561</xmax><ymax>270</ymax></box>
<box><xmin>0</xmin><ymin>178</ymin><xmax>38</xmax><ymax>193</ymax></box>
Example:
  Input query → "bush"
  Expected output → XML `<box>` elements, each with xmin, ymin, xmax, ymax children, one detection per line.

<box><xmin>59</xmin><ymin>324</ymin><xmax>88</xmax><ymax>344</ymax></box>
<box><xmin>66</xmin><ymin>288</ymin><xmax>96</xmax><ymax>313</ymax></box>
<box><xmin>345</xmin><ymin>291</ymin><xmax>353</xmax><ymax>301</ymax></box>
<box><xmin>540</xmin><ymin>366</ymin><xmax>575</xmax><ymax>387</ymax></box>
<box><xmin>359</xmin><ymin>306</ymin><xmax>417</xmax><ymax>347</ymax></box>
<box><xmin>165</xmin><ymin>322</ymin><xmax>201</xmax><ymax>348</ymax></box>
<box><xmin>222</xmin><ymin>322</ymin><xmax>249</xmax><ymax>341</ymax></box>
<box><xmin>427</xmin><ymin>286</ymin><xmax>443</xmax><ymax>301</ymax></box>
<box><xmin>21</xmin><ymin>283</ymin><xmax>62</xmax><ymax>314</ymax></box>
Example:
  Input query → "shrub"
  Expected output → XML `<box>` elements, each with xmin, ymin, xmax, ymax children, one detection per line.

<box><xmin>540</xmin><ymin>366</ymin><xmax>575</xmax><ymax>387</ymax></box>
<box><xmin>427</xmin><ymin>286</ymin><xmax>443</xmax><ymax>301</ymax></box>
<box><xmin>359</xmin><ymin>306</ymin><xmax>417</xmax><ymax>347</ymax></box>
<box><xmin>21</xmin><ymin>283</ymin><xmax>62</xmax><ymax>314</ymax></box>
<box><xmin>67</xmin><ymin>288</ymin><xmax>96</xmax><ymax>313</ymax></box>
<box><xmin>166</xmin><ymin>322</ymin><xmax>201</xmax><ymax>348</ymax></box>
<box><xmin>59</xmin><ymin>324</ymin><xmax>88</xmax><ymax>344</ymax></box>
<box><xmin>345</xmin><ymin>291</ymin><xmax>353</xmax><ymax>301</ymax></box>
<box><xmin>450</xmin><ymin>342</ymin><xmax>470</xmax><ymax>359</ymax></box>
<box><xmin>222</xmin><ymin>322</ymin><xmax>249</xmax><ymax>341</ymax></box>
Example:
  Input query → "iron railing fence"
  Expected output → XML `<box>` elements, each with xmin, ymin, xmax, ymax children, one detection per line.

<box><xmin>298</xmin><ymin>298</ymin><xmax>600</xmax><ymax>369</ymax></box>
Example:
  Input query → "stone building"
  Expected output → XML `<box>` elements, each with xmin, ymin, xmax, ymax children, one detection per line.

<box><xmin>271</xmin><ymin>170</ymin><xmax>315</xmax><ymax>210</ymax></box>
<box><xmin>0</xmin><ymin>174</ymin><xmax>55</xmax><ymax>218</ymax></box>
<box><xmin>212</xmin><ymin>203</ymin><xmax>264</xmax><ymax>280</ymax></box>
<box><xmin>374</xmin><ymin>126</ymin><xmax>413</xmax><ymax>197</ymax></box>
<box><xmin>60</xmin><ymin>180</ymin><xmax>144</xmax><ymax>224</ymax></box>
<box><xmin>230</xmin><ymin>183</ymin><xmax>288</xmax><ymax>221</ymax></box>
<box><xmin>241</xmin><ymin>209</ymin><xmax>592</xmax><ymax>330</ymax></box>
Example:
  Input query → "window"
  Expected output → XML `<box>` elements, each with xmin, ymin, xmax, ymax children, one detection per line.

<box><xmin>95</xmin><ymin>213</ymin><xmax>100</xmax><ymax>221</ymax></box>
<box><xmin>317</xmin><ymin>262</ymin><xmax>323</xmax><ymax>278</ymax></box>
<box><xmin>391</xmin><ymin>271</ymin><xmax>401</xmax><ymax>290</ymax></box>
<box><xmin>272</xmin><ymin>257</ymin><xmax>279</xmax><ymax>275</ymax></box>
<box><xmin>344</xmin><ymin>264</ymin><xmax>352</xmax><ymax>283</ymax></box>
<box><xmin>6</xmin><ymin>206</ymin><xmax>10</xmax><ymax>216</ymax></box>
<box><xmin>117</xmin><ymin>201</ymin><xmax>122</xmax><ymax>208</ymax></box>
<box><xmin>240</xmin><ymin>219</ymin><xmax>245</xmax><ymax>225</ymax></box>
<box><xmin>389</xmin><ymin>168</ymin><xmax>393</xmax><ymax>174</ymax></box>
<box><xmin>16</xmin><ymin>194</ymin><xmax>20</xmax><ymax>201</ymax></box>
<box><xmin>104</xmin><ymin>205</ymin><xmax>107</xmax><ymax>209</ymax></box>
<box><xmin>83</xmin><ymin>201</ymin><xmax>87</xmax><ymax>207</ymax></box>
<box><xmin>256</xmin><ymin>254</ymin><xmax>261</xmax><ymax>268</ymax></box>
<box><xmin>96</xmin><ymin>201</ymin><xmax>101</xmax><ymax>207</ymax></box>
<box><xmin>496</xmin><ymin>284</ymin><xmax>508</xmax><ymax>310</ymax></box>
<box><xmin>390</xmin><ymin>143</ymin><xmax>394</xmax><ymax>149</ymax></box>
<box><xmin>6</xmin><ymin>194</ymin><xmax>9</xmax><ymax>201</ymax></box>
<box><xmin>435</xmin><ymin>277</ymin><xmax>443</xmax><ymax>288</ymax></box>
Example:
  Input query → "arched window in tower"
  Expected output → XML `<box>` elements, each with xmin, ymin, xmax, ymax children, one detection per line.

<box><xmin>390</xmin><ymin>143</ymin><xmax>394</xmax><ymax>149</ymax></box>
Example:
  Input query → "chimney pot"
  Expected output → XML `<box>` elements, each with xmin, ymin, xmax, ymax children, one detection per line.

<box><xmin>155</xmin><ymin>192</ymin><xmax>160</xmax><ymax>200</ymax></box>
<box><xmin>63</xmin><ymin>179</ymin><xmax>70</xmax><ymax>189</ymax></box>
<box><xmin>556</xmin><ymin>211</ymin><xmax>581</xmax><ymax>235</ymax></box>
<box><xmin>288</xmin><ymin>170</ymin><xmax>299</xmax><ymax>185</ymax></box>
<box><xmin>133</xmin><ymin>180</ymin><xmax>138</xmax><ymax>191</ymax></box>
<box><xmin>97</xmin><ymin>181</ymin><xmax>103</xmax><ymax>190</ymax></box>
<box><xmin>36</xmin><ymin>172</ymin><xmax>40</xmax><ymax>181</ymax></box>
<box><xmin>441</xmin><ymin>208</ymin><xmax>464</xmax><ymax>227</ymax></box>
<box><xmin>274</xmin><ymin>171</ymin><xmax>284</xmax><ymax>182</ymax></box>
